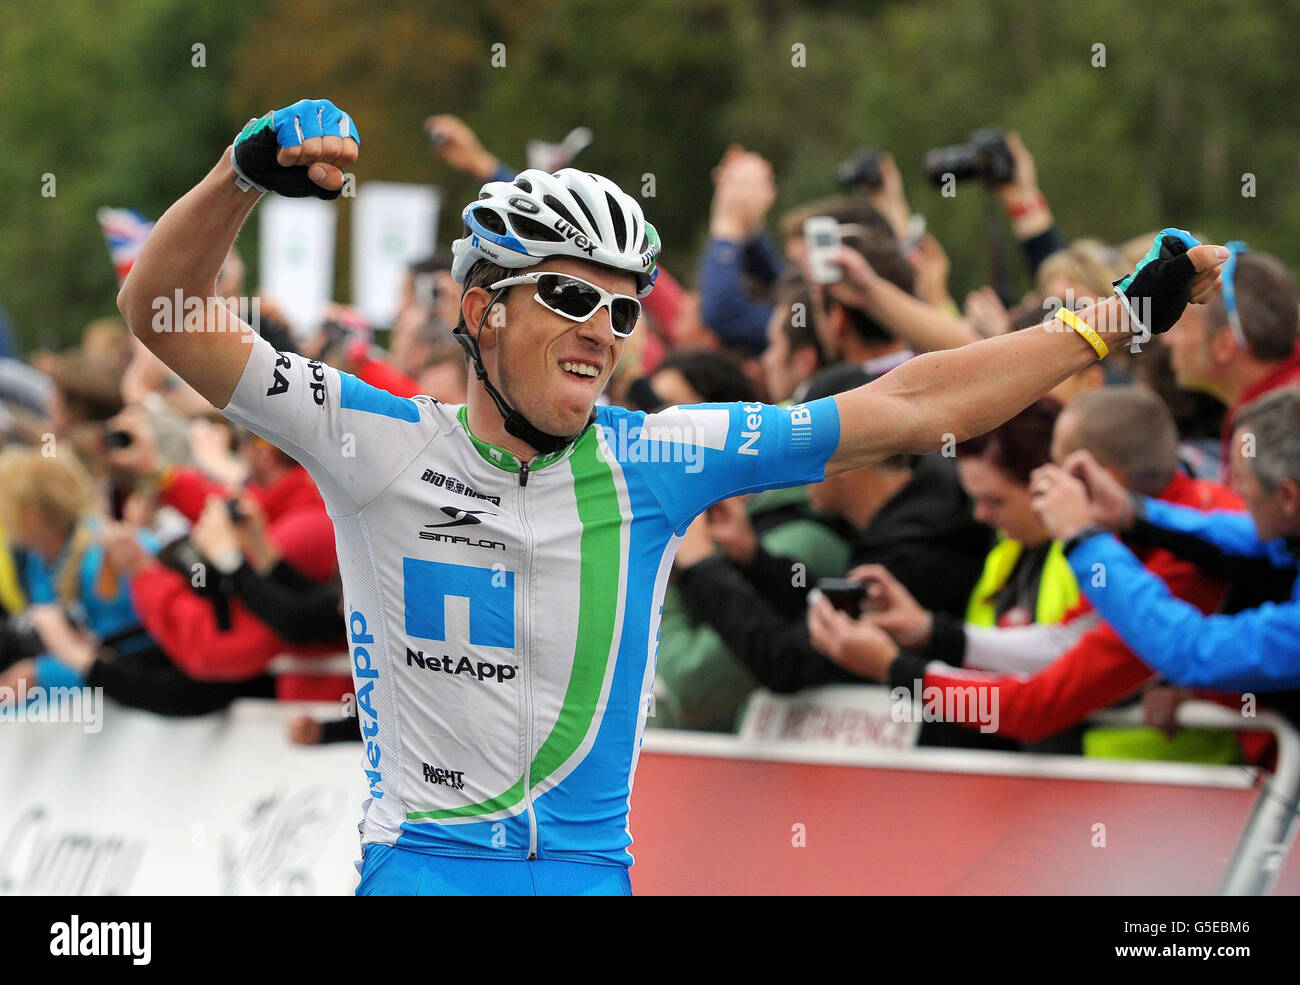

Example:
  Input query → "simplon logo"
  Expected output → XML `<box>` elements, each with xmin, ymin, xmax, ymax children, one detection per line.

<box><xmin>425</xmin><ymin>506</ymin><xmax>496</xmax><ymax>529</ymax></box>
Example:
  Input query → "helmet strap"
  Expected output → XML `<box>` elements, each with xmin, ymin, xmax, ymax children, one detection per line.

<box><xmin>452</xmin><ymin>287</ymin><xmax>593</xmax><ymax>457</ymax></box>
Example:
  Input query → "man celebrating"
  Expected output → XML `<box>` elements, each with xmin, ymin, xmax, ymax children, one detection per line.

<box><xmin>117</xmin><ymin>98</ymin><xmax>1227</xmax><ymax>895</ymax></box>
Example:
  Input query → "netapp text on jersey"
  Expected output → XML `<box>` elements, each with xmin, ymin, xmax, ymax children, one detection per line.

<box><xmin>50</xmin><ymin>915</ymin><xmax>151</xmax><ymax>965</ymax></box>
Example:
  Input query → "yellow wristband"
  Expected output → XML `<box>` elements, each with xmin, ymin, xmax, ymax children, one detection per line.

<box><xmin>1055</xmin><ymin>307</ymin><xmax>1109</xmax><ymax>360</ymax></box>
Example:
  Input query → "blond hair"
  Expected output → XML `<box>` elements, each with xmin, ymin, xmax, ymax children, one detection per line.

<box><xmin>0</xmin><ymin>447</ymin><xmax>96</xmax><ymax>604</ymax></box>
<box><xmin>1036</xmin><ymin>238</ymin><xmax>1124</xmax><ymax>299</ymax></box>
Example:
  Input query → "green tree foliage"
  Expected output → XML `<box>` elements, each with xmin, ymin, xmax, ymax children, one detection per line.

<box><xmin>0</xmin><ymin>0</ymin><xmax>266</xmax><ymax>349</ymax></box>
<box><xmin>4</xmin><ymin>0</ymin><xmax>1300</xmax><ymax>347</ymax></box>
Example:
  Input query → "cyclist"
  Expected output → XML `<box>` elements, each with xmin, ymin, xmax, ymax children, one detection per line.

<box><xmin>118</xmin><ymin>98</ymin><xmax>1228</xmax><ymax>895</ymax></box>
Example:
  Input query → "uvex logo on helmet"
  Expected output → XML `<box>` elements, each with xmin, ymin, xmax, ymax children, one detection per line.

<box><xmin>552</xmin><ymin>219</ymin><xmax>597</xmax><ymax>256</ymax></box>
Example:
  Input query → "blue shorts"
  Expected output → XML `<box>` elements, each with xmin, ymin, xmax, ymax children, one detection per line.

<box><xmin>356</xmin><ymin>845</ymin><xmax>633</xmax><ymax>896</ymax></box>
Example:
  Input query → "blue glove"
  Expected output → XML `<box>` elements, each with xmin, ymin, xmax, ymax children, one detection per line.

<box><xmin>231</xmin><ymin>98</ymin><xmax>359</xmax><ymax>200</ymax></box>
<box><xmin>1113</xmin><ymin>227</ymin><xmax>1201</xmax><ymax>338</ymax></box>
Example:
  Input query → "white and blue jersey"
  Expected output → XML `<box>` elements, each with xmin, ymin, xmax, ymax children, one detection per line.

<box><xmin>222</xmin><ymin>334</ymin><xmax>841</xmax><ymax>869</ymax></box>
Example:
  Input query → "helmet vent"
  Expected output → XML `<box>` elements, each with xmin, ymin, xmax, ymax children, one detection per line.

<box><xmin>508</xmin><ymin>213</ymin><xmax>564</xmax><ymax>242</ymax></box>
<box><xmin>472</xmin><ymin>207</ymin><xmax>507</xmax><ymax>235</ymax></box>
<box><xmin>606</xmin><ymin>193</ymin><xmax>627</xmax><ymax>252</ymax></box>
<box><xmin>570</xmin><ymin>192</ymin><xmax>601</xmax><ymax>238</ymax></box>
<box><xmin>513</xmin><ymin>176</ymin><xmax>533</xmax><ymax>193</ymax></box>
<box><xmin>543</xmin><ymin>194</ymin><xmax>584</xmax><ymax>234</ymax></box>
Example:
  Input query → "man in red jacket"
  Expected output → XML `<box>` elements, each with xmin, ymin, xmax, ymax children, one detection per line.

<box><xmin>109</xmin><ymin>414</ymin><xmax>350</xmax><ymax>701</ymax></box>
<box><xmin>807</xmin><ymin>387</ymin><xmax>1238</xmax><ymax>746</ymax></box>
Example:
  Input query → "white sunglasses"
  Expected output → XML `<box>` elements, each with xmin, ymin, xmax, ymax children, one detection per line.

<box><xmin>489</xmin><ymin>272</ymin><xmax>642</xmax><ymax>337</ymax></box>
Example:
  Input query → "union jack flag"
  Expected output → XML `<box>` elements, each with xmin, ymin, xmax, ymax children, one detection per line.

<box><xmin>97</xmin><ymin>207</ymin><xmax>154</xmax><ymax>284</ymax></box>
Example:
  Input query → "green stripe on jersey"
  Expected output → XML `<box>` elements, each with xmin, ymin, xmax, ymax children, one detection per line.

<box><xmin>405</xmin><ymin>427</ymin><xmax>622</xmax><ymax>821</ymax></box>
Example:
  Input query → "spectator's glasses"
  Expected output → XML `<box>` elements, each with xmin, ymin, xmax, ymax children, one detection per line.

<box><xmin>1222</xmin><ymin>240</ymin><xmax>1250</xmax><ymax>350</ymax></box>
<box><xmin>489</xmin><ymin>272</ymin><xmax>642</xmax><ymax>338</ymax></box>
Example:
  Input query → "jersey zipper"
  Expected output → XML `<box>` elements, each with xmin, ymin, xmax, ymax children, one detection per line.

<box><xmin>517</xmin><ymin>457</ymin><xmax>538</xmax><ymax>858</ymax></box>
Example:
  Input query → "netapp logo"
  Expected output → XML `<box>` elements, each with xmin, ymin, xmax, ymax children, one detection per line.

<box><xmin>406</xmin><ymin>647</ymin><xmax>518</xmax><ymax>684</ymax></box>
<box><xmin>738</xmin><ymin>402</ymin><xmax>763</xmax><ymax>456</ymax></box>
<box><xmin>422</xmin><ymin>763</ymin><xmax>466</xmax><ymax>790</ymax></box>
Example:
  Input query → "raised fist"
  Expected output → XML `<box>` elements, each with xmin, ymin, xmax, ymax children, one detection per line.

<box><xmin>231</xmin><ymin>98</ymin><xmax>359</xmax><ymax>200</ymax></box>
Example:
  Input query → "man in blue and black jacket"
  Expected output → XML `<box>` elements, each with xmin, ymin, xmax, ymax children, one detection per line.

<box><xmin>1029</xmin><ymin>386</ymin><xmax>1300</xmax><ymax>692</ymax></box>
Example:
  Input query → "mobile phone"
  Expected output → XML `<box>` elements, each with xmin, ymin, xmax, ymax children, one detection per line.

<box><xmin>109</xmin><ymin>483</ymin><xmax>129</xmax><ymax>521</ymax></box>
<box><xmin>413</xmin><ymin>271</ymin><xmax>439</xmax><ymax>309</ymax></box>
<box><xmin>815</xmin><ymin>578</ymin><xmax>867</xmax><ymax>615</ymax></box>
<box><xmin>803</xmin><ymin>215</ymin><xmax>842</xmax><ymax>284</ymax></box>
<box><xmin>103</xmin><ymin>428</ymin><xmax>133</xmax><ymax>450</ymax></box>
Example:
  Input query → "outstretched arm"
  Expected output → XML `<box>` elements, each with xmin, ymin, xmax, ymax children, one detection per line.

<box><xmin>118</xmin><ymin>102</ymin><xmax>357</xmax><ymax>407</ymax></box>
<box><xmin>825</xmin><ymin>240</ymin><xmax>1226</xmax><ymax>475</ymax></box>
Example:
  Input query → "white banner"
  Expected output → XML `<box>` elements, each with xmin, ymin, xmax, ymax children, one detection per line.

<box><xmin>258</xmin><ymin>197</ymin><xmax>337</xmax><ymax>338</ymax></box>
<box><xmin>0</xmin><ymin>700</ymin><xmax>365</xmax><ymax>895</ymax></box>
<box><xmin>737</xmin><ymin>685</ymin><xmax>921</xmax><ymax>750</ymax></box>
<box><xmin>351</xmin><ymin>181</ymin><xmax>441</xmax><ymax>327</ymax></box>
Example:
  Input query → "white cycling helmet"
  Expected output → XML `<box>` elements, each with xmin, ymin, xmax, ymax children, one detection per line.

<box><xmin>451</xmin><ymin>168</ymin><xmax>660</xmax><ymax>297</ymax></box>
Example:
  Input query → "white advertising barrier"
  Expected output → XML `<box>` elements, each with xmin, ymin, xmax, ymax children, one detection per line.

<box><xmin>738</xmin><ymin>685</ymin><xmax>922</xmax><ymax>750</ymax></box>
<box><xmin>258</xmin><ymin>196</ymin><xmax>337</xmax><ymax>339</ymax></box>
<box><xmin>351</xmin><ymin>181</ymin><xmax>440</xmax><ymax>326</ymax></box>
<box><xmin>0</xmin><ymin>700</ymin><xmax>365</xmax><ymax>895</ymax></box>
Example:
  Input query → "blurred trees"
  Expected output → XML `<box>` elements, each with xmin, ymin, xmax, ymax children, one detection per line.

<box><xmin>4</xmin><ymin>0</ymin><xmax>1300</xmax><ymax>347</ymax></box>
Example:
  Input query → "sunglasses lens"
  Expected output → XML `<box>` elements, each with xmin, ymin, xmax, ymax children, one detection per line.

<box><xmin>538</xmin><ymin>275</ymin><xmax>601</xmax><ymax>319</ymax></box>
<box><xmin>611</xmin><ymin>298</ymin><xmax>640</xmax><ymax>336</ymax></box>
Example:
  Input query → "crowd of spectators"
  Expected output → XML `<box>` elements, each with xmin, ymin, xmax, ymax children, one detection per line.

<box><xmin>2</xmin><ymin>115</ymin><xmax>1299</xmax><ymax>770</ymax></box>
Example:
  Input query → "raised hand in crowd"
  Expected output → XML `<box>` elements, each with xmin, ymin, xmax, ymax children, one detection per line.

<box><xmin>964</xmin><ymin>285</ymin><xmax>1012</xmax><ymax>338</ymax></box>
<box><xmin>863</xmin><ymin>151</ymin><xmax>911</xmax><ymax>243</ymax></box>
<box><xmin>104</xmin><ymin>404</ymin><xmax>162</xmax><ymax>478</ymax></box>
<box><xmin>188</xmin><ymin>417</ymin><xmax>245</xmax><ymax>488</ymax></box>
<box><xmin>190</xmin><ymin>495</ymin><xmax>242</xmax><ymax>570</ymax></box>
<box><xmin>424</xmin><ymin>113</ymin><xmax>503</xmax><ymax>181</ymax></box>
<box><xmin>232</xmin><ymin>494</ymin><xmax>280</xmax><ymax>575</ymax></box>
<box><xmin>994</xmin><ymin>130</ymin><xmax>1054</xmax><ymax>239</ymax></box>
<box><xmin>908</xmin><ymin>233</ymin><xmax>954</xmax><ymax>311</ymax></box>
<box><xmin>709</xmin><ymin>145</ymin><xmax>777</xmax><ymax>243</ymax></box>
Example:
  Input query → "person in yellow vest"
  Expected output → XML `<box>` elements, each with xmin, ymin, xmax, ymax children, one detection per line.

<box><xmin>952</xmin><ymin>397</ymin><xmax>1078</xmax><ymax>629</ymax></box>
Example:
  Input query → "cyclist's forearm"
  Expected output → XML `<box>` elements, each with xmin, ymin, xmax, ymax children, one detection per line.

<box><xmin>119</xmin><ymin>148</ymin><xmax>261</xmax><ymax>333</ymax></box>
<box><xmin>830</xmin><ymin>298</ymin><xmax>1125</xmax><ymax>472</ymax></box>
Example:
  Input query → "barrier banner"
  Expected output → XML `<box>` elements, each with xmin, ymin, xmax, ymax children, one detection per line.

<box><xmin>0</xmin><ymin>701</ymin><xmax>365</xmax><ymax>895</ymax></box>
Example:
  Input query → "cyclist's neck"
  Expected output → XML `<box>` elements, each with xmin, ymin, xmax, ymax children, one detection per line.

<box><xmin>463</xmin><ymin>388</ymin><xmax>543</xmax><ymax>462</ymax></box>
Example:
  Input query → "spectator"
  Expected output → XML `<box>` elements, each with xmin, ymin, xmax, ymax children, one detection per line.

<box><xmin>760</xmin><ymin>271</ymin><xmax>826</xmax><ymax>404</ymax></box>
<box><xmin>1038</xmin><ymin>386</ymin><xmax>1300</xmax><ymax>692</ymax></box>
<box><xmin>817</xmin><ymin>387</ymin><xmax>1242</xmax><ymax>761</ymax></box>
<box><xmin>416</xmin><ymin>344</ymin><xmax>470</xmax><ymax>404</ymax></box>
<box><xmin>1161</xmin><ymin>248</ymin><xmax>1300</xmax><ymax>477</ymax></box>
<box><xmin>649</xmin><ymin>353</ymin><xmax>847</xmax><ymax>730</ymax></box>
<box><xmin>696</xmin><ymin>146</ymin><xmax>783</xmax><ymax>353</ymax></box>
<box><xmin>670</xmin><ymin>366</ymin><xmax>992</xmax><ymax>745</ymax></box>
<box><xmin>105</xmin><ymin>411</ymin><xmax>350</xmax><ymax>702</ymax></box>
<box><xmin>955</xmin><ymin>397</ymin><xmax>1072</xmax><ymax>627</ymax></box>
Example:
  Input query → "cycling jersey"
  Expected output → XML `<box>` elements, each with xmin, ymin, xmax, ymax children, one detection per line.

<box><xmin>222</xmin><ymin>333</ymin><xmax>841</xmax><ymax>867</ymax></box>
